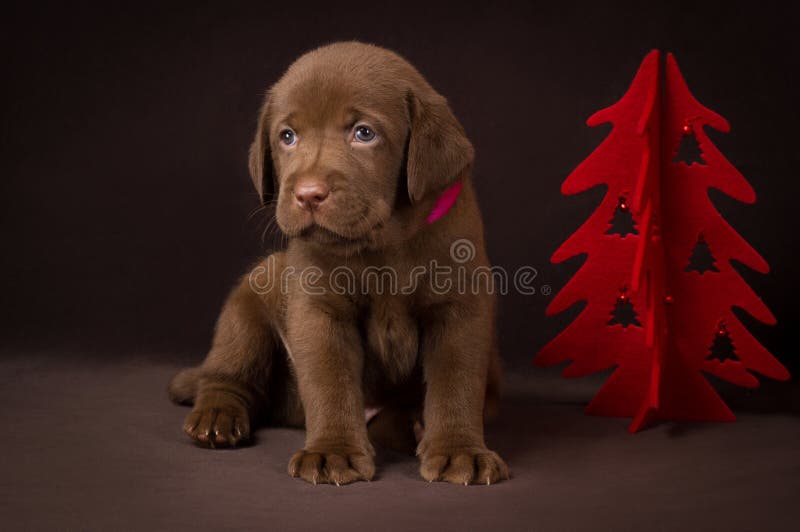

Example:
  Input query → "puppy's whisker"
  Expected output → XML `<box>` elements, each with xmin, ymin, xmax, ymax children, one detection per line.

<box><xmin>261</xmin><ymin>214</ymin><xmax>281</xmax><ymax>248</ymax></box>
<box><xmin>247</xmin><ymin>205</ymin><xmax>267</xmax><ymax>221</ymax></box>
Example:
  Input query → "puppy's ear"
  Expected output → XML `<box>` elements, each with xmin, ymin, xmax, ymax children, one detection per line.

<box><xmin>248</xmin><ymin>91</ymin><xmax>276</xmax><ymax>204</ymax></box>
<box><xmin>405</xmin><ymin>89</ymin><xmax>474</xmax><ymax>203</ymax></box>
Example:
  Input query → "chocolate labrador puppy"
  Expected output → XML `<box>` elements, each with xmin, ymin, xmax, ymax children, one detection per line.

<box><xmin>169</xmin><ymin>41</ymin><xmax>509</xmax><ymax>486</ymax></box>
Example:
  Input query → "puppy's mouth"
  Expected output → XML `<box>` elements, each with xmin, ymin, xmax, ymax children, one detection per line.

<box><xmin>277</xmin><ymin>199</ymin><xmax>392</xmax><ymax>250</ymax></box>
<box><xmin>300</xmin><ymin>220</ymin><xmax>381</xmax><ymax>246</ymax></box>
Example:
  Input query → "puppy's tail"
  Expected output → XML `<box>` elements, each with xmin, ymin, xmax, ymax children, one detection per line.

<box><xmin>167</xmin><ymin>367</ymin><xmax>201</xmax><ymax>405</ymax></box>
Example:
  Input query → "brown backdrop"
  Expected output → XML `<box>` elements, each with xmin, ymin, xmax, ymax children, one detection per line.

<box><xmin>2</xmin><ymin>1</ymin><xmax>797</xmax><ymax>373</ymax></box>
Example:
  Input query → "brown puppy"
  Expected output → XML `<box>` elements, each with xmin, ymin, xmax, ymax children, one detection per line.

<box><xmin>169</xmin><ymin>41</ymin><xmax>509</xmax><ymax>486</ymax></box>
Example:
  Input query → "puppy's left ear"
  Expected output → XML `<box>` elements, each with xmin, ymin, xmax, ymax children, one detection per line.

<box><xmin>406</xmin><ymin>89</ymin><xmax>474</xmax><ymax>203</ymax></box>
<box><xmin>248</xmin><ymin>91</ymin><xmax>276</xmax><ymax>205</ymax></box>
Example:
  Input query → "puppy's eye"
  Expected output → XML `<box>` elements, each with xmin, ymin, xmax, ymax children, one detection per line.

<box><xmin>353</xmin><ymin>125</ymin><xmax>376</xmax><ymax>143</ymax></box>
<box><xmin>279</xmin><ymin>129</ymin><xmax>297</xmax><ymax>146</ymax></box>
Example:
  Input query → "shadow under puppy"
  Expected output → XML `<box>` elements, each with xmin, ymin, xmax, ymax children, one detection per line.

<box><xmin>169</xmin><ymin>41</ymin><xmax>509</xmax><ymax>486</ymax></box>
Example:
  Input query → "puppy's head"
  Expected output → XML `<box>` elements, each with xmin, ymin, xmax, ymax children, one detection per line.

<box><xmin>249</xmin><ymin>42</ymin><xmax>473</xmax><ymax>252</ymax></box>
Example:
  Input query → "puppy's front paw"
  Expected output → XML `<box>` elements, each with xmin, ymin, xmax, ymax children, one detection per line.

<box><xmin>288</xmin><ymin>447</ymin><xmax>375</xmax><ymax>485</ymax></box>
<box><xmin>418</xmin><ymin>444</ymin><xmax>509</xmax><ymax>485</ymax></box>
<box><xmin>183</xmin><ymin>405</ymin><xmax>250</xmax><ymax>448</ymax></box>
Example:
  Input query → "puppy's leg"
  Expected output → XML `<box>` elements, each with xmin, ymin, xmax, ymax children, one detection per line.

<box><xmin>168</xmin><ymin>254</ymin><xmax>285</xmax><ymax>448</ymax></box>
<box><xmin>285</xmin><ymin>296</ymin><xmax>375</xmax><ymax>485</ymax></box>
<box><xmin>416</xmin><ymin>300</ymin><xmax>510</xmax><ymax>485</ymax></box>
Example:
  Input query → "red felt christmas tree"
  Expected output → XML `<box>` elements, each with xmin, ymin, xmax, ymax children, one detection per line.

<box><xmin>535</xmin><ymin>50</ymin><xmax>789</xmax><ymax>432</ymax></box>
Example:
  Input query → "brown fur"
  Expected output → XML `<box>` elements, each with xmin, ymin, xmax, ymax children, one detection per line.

<box><xmin>169</xmin><ymin>41</ymin><xmax>509</xmax><ymax>485</ymax></box>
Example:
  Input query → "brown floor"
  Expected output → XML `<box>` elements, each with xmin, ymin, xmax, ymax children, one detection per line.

<box><xmin>1</xmin><ymin>351</ymin><xmax>797</xmax><ymax>531</ymax></box>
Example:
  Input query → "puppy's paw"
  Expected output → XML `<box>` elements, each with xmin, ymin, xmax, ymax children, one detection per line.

<box><xmin>418</xmin><ymin>444</ymin><xmax>509</xmax><ymax>485</ymax></box>
<box><xmin>288</xmin><ymin>447</ymin><xmax>375</xmax><ymax>485</ymax></box>
<box><xmin>183</xmin><ymin>405</ymin><xmax>250</xmax><ymax>448</ymax></box>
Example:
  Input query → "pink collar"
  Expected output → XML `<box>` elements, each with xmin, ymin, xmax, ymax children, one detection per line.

<box><xmin>425</xmin><ymin>181</ymin><xmax>463</xmax><ymax>224</ymax></box>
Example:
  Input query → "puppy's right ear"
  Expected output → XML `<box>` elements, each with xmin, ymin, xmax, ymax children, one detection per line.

<box><xmin>248</xmin><ymin>91</ymin><xmax>276</xmax><ymax>205</ymax></box>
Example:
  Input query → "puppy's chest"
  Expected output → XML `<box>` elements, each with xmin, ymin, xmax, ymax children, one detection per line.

<box><xmin>363</xmin><ymin>297</ymin><xmax>418</xmax><ymax>381</ymax></box>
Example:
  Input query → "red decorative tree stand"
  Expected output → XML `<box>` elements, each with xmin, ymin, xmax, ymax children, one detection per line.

<box><xmin>535</xmin><ymin>50</ymin><xmax>790</xmax><ymax>432</ymax></box>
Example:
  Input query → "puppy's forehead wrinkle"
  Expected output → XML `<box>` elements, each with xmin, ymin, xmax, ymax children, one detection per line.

<box><xmin>272</xmin><ymin>44</ymin><xmax>424</xmax><ymax>127</ymax></box>
<box><xmin>278</xmin><ymin>79</ymin><xmax>403</xmax><ymax>130</ymax></box>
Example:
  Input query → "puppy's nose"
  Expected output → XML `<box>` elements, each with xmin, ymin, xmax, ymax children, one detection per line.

<box><xmin>294</xmin><ymin>181</ymin><xmax>330</xmax><ymax>211</ymax></box>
